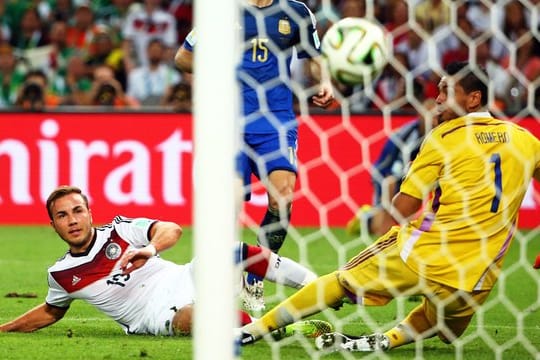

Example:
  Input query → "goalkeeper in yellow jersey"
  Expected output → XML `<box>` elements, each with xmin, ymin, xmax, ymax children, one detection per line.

<box><xmin>238</xmin><ymin>61</ymin><xmax>540</xmax><ymax>352</ymax></box>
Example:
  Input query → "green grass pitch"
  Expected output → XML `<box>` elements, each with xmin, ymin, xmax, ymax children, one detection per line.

<box><xmin>0</xmin><ymin>225</ymin><xmax>539</xmax><ymax>359</ymax></box>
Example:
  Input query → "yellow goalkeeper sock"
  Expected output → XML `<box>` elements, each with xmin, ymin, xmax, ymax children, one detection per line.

<box><xmin>242</xmin><ymin>272</ymin><xmax>345</xmax><ymax>338</ymax></box>
<box><xmin>384</xmin><ymin>302</ymin><xmax>435</xmax><ymax>349</ymax></box>
<box><xmin>384</xmin><ymin>325</ymin><xmax>414</xmax><ymax>349</ymax></box>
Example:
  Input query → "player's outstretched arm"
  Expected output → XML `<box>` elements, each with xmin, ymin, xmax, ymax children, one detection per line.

<box><xmin>120</xmin><ymin>221</ymin><xmax>183</xmax><ymax>275</ymax></box>
<box><xmin>0</xmin><ymin>303</ymin><xmax>67</xmax><ymax>332</ymax></box>
<box><xmin>175</xmin><ymin>45</ymin><xmax>193</xmax><ymax>73</ymax></box>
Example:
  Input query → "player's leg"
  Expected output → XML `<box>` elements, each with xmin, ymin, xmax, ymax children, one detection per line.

<box><xmin>244</xmin><ymin>129</ymin><xmax>298</xmax><ymax>253</ymax></box>
<box><xmin>315</xmin><ymin>229</ymin><xmax>434</xmax><ymax>352</ymax></box>
<box><xmin>337</xmin><ymin>285</ymin><xmax>492</xmax><ymax>352</ymax></box>
<box><xmin>241</xmin><ymin>228</ymin><xmax>405</xmax><ymax>343</ymax></box>
<box><xmin>240</xmin><ymin>271</ymin><xmax>346</xmax><ymax>343</ymax></box>
<box><xmin>381</xmin><ymin>299</ymin><xmax>436</xmax><ymax>349</ymax></box>
<box><xmin>259</xmin><ymin>169</ymin><xmax>296</xmax><ymax>252</ymax></box>
<box><xmin>431</xmin><ymin>286</ymin><xmax>491</xmax><ymax>344</ymax></box>
<box><xmin>245</xmin><ymin>169</ymin><xmax>295</xmax><ymax>307</ymax></box>
<box><xmin>381</xmin><ymin>288</ymin><xmax>487</xmax><ymax>349</ymax></box>
<box><xmin>239</xmin><ymin>306</ymin><xmax>333</xmax><ymax>341</ymax></box>
<box><xmin>244</xmin><ymin>131</ymin><xmax>297</xmax><ymax>309</ymax></box>
<box><xmin>237</xmin><ymin>242</ymin><xmax>316</xmax><ymax>288</ymax></box>
<box><xmin>172</xmin><ymin>304</ymin><xmax>193</xmax><ymax>336</ymax></box>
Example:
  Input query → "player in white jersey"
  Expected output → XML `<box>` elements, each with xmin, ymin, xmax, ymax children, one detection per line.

<box><xmin>0</xmin><ymin>186</ymin><xmax>331</xmax><ymax>338</ymax></box>
<box><xmin>45</xmin><ymin>215</ymin><xmax>195</xmax><ymax>335</ymax></box>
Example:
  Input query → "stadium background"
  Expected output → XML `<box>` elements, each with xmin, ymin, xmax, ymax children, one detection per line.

<box><xmin>1</xmin><ymin>112</ymin><xmax>540</xmax><ymax>228</ymax></box>
<box><xmin>1</xmin><ymin>0</ymin><xmax>538</xmax><ymax>229</ymax></box>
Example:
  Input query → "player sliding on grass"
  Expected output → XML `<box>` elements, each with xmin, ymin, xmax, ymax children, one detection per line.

<box><xmin>238</xmin><ymin>61</ymin><xmax>540</xmax><ymax>352</ymax></box>
<box><xmin>0</xmin><ymin>185</ymin><xmax>332</xmax><ymax>339</ymax></box>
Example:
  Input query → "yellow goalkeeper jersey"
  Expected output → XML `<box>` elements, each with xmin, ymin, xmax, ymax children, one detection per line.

<box><xmin>398</xmin><ymin>112</ymin><xmax>540</xmax><ymax>291</ymax></box>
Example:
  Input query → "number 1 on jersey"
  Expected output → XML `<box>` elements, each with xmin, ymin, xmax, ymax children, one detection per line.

<box><xmin>490</xmin><ymin>153</ymin><xmax>502</xmax><ymax>213</ymax></box>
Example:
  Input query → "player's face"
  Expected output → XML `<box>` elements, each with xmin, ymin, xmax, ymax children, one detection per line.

<box><xmin>50</xmin><ymin>193</ymin><xmax>94</xmax><ymax>253</ymax></box>
<box><xmin>436</xmin><ymin>76</ymin><xmax>468</xmax><ymax>123</ymax></box>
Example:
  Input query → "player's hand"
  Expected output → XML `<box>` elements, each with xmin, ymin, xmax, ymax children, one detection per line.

<box><xmin>534</xmin><ymin>253</ymin><xmax>540</xmax><ymax>269</ymax></box>
<box><xmin>119</xmin><ymin>246</ymin><xmax>155</xmax><ymax>275</ymax></box>
<box><xmin>312</xmin><ymin>84</ymin><xmax>334</xmax><ymax>108</ymax></box>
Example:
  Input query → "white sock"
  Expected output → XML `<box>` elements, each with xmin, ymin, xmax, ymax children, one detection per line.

<box><xmin>264</xmin><ymin>253</ymin><xmax>317</xmax><ymax>289</ymax></box>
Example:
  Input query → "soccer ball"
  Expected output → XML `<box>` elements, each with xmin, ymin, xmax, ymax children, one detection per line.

<box><xmin>321</xmin><ymin>17</ymin><xmax>389</xmax><ymax>86</ymax></box>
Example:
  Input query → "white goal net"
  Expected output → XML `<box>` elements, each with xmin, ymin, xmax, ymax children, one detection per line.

<box><xmin>195</xmin><ymin>0</ymin><xmax>540</xmax><ymax>359</ymax></box>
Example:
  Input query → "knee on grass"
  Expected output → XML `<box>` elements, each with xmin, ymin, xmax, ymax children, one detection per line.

<box><xmin>172</xmin><ymin>304</ymin><xmax>193</xmax><ymax>336</ymax></box>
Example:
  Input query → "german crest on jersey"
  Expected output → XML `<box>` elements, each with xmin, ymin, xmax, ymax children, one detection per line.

<box><xmin>105</xmin><ymin>242</ymin><xmax>122</xmax><ymax>260</ymax></box>
<box><xmin>278</xmin><ymin>19</ymin><xmax>291</xmax><ymax>35</ymax></box>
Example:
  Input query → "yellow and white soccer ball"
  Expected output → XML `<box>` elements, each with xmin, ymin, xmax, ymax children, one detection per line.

<box><xmin>321</xmin><ymin>17</ymin><xmax>389</xmax><ymax>86</ymax></box>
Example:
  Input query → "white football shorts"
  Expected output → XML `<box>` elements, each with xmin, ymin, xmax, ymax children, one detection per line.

<box><xmin>137</xmin><ymin>260</ymin><xmax>196</xmax><ymax>335</ymax></box>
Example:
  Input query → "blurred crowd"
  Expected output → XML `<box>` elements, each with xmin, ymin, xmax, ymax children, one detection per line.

<box><xmin>306</xmin><ymin>0</ymin><xmax>540</xmax><ymax>116</ymax></box>
<box><xmin>0</xmin><ymin>0</ymin><xmax>538</xmax><ymax>116</ymax></box>
<box><xmin>0</xmin><ymin>0</ymin><xmax>193</xmax><ymax>112</ymax></box>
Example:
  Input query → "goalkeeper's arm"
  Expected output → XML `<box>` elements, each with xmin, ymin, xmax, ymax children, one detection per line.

<box><xmin>370</xmin><ymin>191</ymin><xmax>422</xmax><ymax>233</ymax></box>
<box><xmin>388</xmin><ymin>192</ymin><xmax>423</xmax><ymax>225</ymax></box>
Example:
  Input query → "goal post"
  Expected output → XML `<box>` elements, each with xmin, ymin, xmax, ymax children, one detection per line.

<box><xmin>192</xmin><ymin>0</ymin><xmax>239</xmax><ymax>359</ymax></box>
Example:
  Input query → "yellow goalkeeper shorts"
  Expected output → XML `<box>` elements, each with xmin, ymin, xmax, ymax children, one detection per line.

<box><xmin>335</xmin><ymin>227</ymin><xmax>491</xmax><ymax>319</ymax></box>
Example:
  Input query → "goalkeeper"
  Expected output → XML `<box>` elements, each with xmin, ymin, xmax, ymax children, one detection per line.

<box><xmin>0</xmin><ymin>185</ymin><xmax>331</xmax><ymax>339</ymax></box>
<box><xmin>239</xmin><ymin>61</ymin><xmax>540</xmax><ymax>352</ymax></box>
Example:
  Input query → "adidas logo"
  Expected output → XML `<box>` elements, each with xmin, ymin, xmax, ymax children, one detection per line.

<box><xmin>72</xmin><ymin>275</ymin><xmax>81</xmax><ymax>285</ymax></box>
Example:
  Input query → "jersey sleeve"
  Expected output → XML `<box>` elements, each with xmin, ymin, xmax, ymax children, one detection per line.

<box><xmin>114</xmin><ymin>216</ymin><xmax>157</xmax><ymax>247</ymax></box>
<box><xmin>294</xmin><ymin>4</ymin><xmax>321</xmax><ymax>58</ymax></box>
<box><xmin>182</xmin><ymin>29</ymin><xmax>196</xmax><ymax>52</ymax></box>
<box><xmin>373</xmin><ymin>137</ymin><xmax>402</xmax><ymax>179</ymax></box>
<box><xmin>45</xmin><ymin>273</ymin><xmax>73</xmax><ymax>309</ymax></box>
<box><xmin>399</xmin><ymin>134</ymin><xmax>442</xmax><ymax>200</ymax></box>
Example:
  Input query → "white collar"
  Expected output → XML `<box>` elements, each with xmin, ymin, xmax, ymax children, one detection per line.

<box><xmin>467</xmin><ymin>111</ymin><xmax>492</xmax><ymax>118</ymax></box>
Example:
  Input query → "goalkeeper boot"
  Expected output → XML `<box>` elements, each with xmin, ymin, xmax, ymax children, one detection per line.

<box><xmin>345</xmin><ymin>205</ymin><xmax>372</xmax><ymax>236</ymax></box>
<box><xmin>271</xmin><ymin>320</ymin><xmax>334</xmax><ymax>341</ymax></box>
<box><xmin>315</xmin><ymin>332</ymin><xmax>390</xmax><ymax>353</ymax></box>
<box><xmin>241</xmin><ymin>275</ymin><xmax>265</xmax><ymax>313</ymax></box>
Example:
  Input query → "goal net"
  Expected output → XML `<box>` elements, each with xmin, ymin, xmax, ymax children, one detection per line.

<box><xmin>195</xmin><ymin>0</ymin><xmax>540</xmax><ymax>359</ymax></box>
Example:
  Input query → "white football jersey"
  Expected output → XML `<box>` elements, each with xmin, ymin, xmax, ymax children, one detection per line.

<box><xmin>46</xmin><ymin>216</ymin><xmax>195</xmax><ymax>335</ymax></box>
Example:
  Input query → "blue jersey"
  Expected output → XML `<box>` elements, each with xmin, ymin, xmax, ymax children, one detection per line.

<box><xmin>183</xmin><ymin>1</ymin><xmax>321</xmax><ymax>134</ymax></box>
<box><xmin>372</xmin><ymin>120</ymin><xmax>424</xmax><ymax>205</ymax></box>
